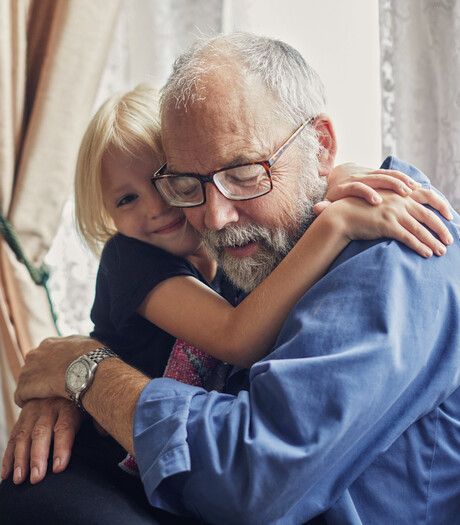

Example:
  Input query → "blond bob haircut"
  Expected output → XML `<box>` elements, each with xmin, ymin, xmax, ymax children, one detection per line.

<box><xmin>75</xmin><ymin>84</ymin><xmax>163</xmax><ymax>257</ymax></box>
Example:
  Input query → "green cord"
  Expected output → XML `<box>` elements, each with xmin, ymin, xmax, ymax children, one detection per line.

<box><xmin>0</xmin><ymin>212</ymin><xmax>61</xmax><ymax>335</ymax></box>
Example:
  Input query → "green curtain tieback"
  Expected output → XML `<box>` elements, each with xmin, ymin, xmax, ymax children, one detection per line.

<box><xmin>0</xmin><ymin>212</ymin><xmax>60</xmax><ymax>335</ymax></box>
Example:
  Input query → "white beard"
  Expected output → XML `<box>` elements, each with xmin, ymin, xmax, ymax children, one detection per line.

<box><xmin>203</xmin><ymin>133</ymin><xmax>327</xmax><ymax>292</ymax></box>
<box><xmin>203</xmin><ymin>184</ymin><xmax>325</xmax><ymax>292</ymax></box>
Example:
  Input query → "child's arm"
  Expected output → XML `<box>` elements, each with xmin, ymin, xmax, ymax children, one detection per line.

<box><xmin>138</xmin><ymin>189</ymin><xmax>453</xmax><ymax>368</ymax></box>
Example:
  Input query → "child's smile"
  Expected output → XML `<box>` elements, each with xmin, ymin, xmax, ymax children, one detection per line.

<box><xmin>152</xmin><ymin>215</ymin><xmax>186</xmax><ymax>235</ymax></box>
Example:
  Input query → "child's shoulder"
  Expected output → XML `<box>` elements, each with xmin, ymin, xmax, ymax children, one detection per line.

<box><xmin>100</xmin><ymin>233</ymin><xmax>197</xmax><ymax>276</ymax></box>
<box><xmin>102</xmin><ymin>233</ymin><xmax>176</xmax><ymax>259</ymax></box>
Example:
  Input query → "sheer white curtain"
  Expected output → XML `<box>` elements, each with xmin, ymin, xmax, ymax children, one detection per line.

<box><xmin>45</xmin><ymin>0</ymin><xmax>247</xmax><ymax>336</ymax></box>
<box><xmin>379</xmin><ymin>0</ymin><xmax>460</xmax><ymax>209</ymax></box>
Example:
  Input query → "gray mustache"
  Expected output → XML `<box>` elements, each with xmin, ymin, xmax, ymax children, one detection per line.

<box><xmin>203</xmin><ymin>224</ymin><xmax>273</xmax><ymax>249</ymax></box>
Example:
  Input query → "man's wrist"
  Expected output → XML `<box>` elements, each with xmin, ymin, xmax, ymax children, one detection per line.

<box><xmin>56</xmin><ymin>339</ymin><xmax>100</xmax><ymax>398</ymax></box>
<box><xmin>65</xmin><ymin>347</ymin><xmax>119</xmax><ymax>408</ymax></box>
<box><xmin>79</xmin><ymin>358</ymin><xmax>150</xmax><ymax>454</ymax></box>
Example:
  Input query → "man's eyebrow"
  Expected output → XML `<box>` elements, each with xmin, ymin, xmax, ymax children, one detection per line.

<box><xmin>219</xmin><ymin>152</ymin><xmax>268</xmax><ymax>171</ymax></box>
<box><xmin>162</xmin><ymin>166</ymin><xmax>185</xmax><ymax>176</ymax></box>
<box><xmin>224</xmin><ymin>155</ymin><xmax>260</xmax><ymax>168</ymax></box>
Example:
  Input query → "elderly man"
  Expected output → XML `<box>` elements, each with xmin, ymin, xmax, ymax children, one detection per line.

<box><xmin>2</xmin><ymin>33</ymin><xmax>460</xmax><ymax>524</ymax></box>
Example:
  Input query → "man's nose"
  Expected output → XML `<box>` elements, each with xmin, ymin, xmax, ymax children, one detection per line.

<box><xmin>203</xmin><ymin>184</ymin><xmax>239</xmax><ymax>231</ymax></box>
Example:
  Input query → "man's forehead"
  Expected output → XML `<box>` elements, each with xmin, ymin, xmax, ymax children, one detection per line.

<box><xmin>162</xmin><ymin>109</ymin><xmax>268</xmax><ymax>174</ymax></box>
<box><xmin>161</xmin><ymin>77</ymin><xmax>287</xmax><ymax>174</ymax></box>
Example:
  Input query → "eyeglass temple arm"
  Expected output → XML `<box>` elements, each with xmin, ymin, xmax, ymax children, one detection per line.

<box><xmin>267</xmin><ymin>116</ymin><xmax>315</xmax><ymax>167</ymax></box>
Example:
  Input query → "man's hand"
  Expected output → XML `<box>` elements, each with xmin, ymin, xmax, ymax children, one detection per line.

<box><xmin>14</xmin><ymin>335</ymin><xmax>150</xmax><ymax>457</ymax></box>
<box><xmin>15</xmin><ymin>335</ymin><xmax>101</xmax><ymax>407</ymax></box>
<box><xmin>1</xmin><ymin>398</ymin><xmax>85</xmax><ymax>485</ymax></box>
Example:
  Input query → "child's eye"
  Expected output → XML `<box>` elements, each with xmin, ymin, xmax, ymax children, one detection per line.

<box><xmin>117</xmin><ymin>194</ymin><xmax>138</xmax><ymax>207</ymax></box>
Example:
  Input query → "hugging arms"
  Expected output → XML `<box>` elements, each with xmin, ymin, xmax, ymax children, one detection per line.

<box><xmin>2</xmin><ymin>32</ymin><xmax>460</xmax><ymax>525</ymax></box>
<box><xmin>2</xmin><ymin>163</ymin><xmax>453</xmax><ymax>487</ymax></box>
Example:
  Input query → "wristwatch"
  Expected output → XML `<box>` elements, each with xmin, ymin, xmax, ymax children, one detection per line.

<box><xmin>65</xmin><ymin>347</ymin><xmax>118</xmax><ymax>408</ymax></box>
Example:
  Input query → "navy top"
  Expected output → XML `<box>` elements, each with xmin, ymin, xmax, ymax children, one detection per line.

<box><xmin>90</xmin><ymin>233</ymin><xmax>241</xmax><ymax>378</ymax></box>
<box><xmin>133</xmin><ymin>158</ymin><xmax>460</xmax><ymax>524</ymax></box>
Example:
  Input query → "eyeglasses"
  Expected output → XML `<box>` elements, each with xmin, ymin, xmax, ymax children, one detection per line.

<box><xmin>151</xmin><ymin>117</ymin><xmax>315</xmax><ymax>208</ymax></box>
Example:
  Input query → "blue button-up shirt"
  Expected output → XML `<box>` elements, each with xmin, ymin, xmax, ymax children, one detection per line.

<box><xmin>133</xmin><ymin>157</ymin><xmax>460</xmax><ymax>524</ymax></box>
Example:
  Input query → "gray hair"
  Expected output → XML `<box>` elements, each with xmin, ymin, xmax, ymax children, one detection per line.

<box><xmin>160</xmin><ymin>32</ymin><xmax>327</xmax><ymax>129</ymax></box>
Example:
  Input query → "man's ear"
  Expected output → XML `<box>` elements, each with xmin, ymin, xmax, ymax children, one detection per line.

<box><xmin>312</xmin><ymin>114</ymin><xmax>337</xmax><ymax>177</ymax></box>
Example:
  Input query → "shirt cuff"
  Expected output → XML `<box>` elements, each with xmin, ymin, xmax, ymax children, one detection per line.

<box><xmin>133</xmin><ymin>377</ymin><xmax>205</xmax><ymax>504</ymax></box>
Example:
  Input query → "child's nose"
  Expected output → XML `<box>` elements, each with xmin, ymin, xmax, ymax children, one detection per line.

<box><xmin>146</xmin><ymin>187</ymin><xmax>170</xmax><ymax>218</ymax></box>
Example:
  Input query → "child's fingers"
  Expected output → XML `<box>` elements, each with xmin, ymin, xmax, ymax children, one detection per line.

<box><xmin>326</xmin><ymin>182</ymin><xmax>383</xmax><ymax>205</ymax></box>
<box><xmin>385</xmin><ymin>220</ymin><xmax>434</xmax><ymax>258</ymax></box>
<box><xmin>313</xmin><ymin>200</ymin><xmax>331</xmax><ymax>216</ymax></box>
<box><xmin>397</xmin><ymin>214</ymin><xmax>448</xmax><ymax>257</ymax></box>
<box><xmin>409</xmin><ymin>188</ymin><xmax>454</xmax><ymax>221</ymax></box>
<box><xmin>369</xmin><ymin>191</ymin><xmax>452</xmax><ymax>256</ymax></box>
<box><xmin>367</xmin><ymin>169</ymin><xmax>421</xmax><ymax>190</ymax></box>
<box><xmin>327</xmin><ymin>164</ymin><xmax>421</xmax><ymax>203</ymax></box>
<box><xmin>326</xmin><ymin>177</ymin><xmax>415</xmax><ymax>205</ymax></box>
<box><xmin>406</xmin><ymin>201</ymin><xmax>454</xmax><ymax>247</ymax></box>
<box><xmin>354</xmin><ymin>173</ymin><xmax>415</xmax><ymax>196</ymax></box>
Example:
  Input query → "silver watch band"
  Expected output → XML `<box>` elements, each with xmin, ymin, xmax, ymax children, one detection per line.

<box><xmin>68</xmin><ymin>347</ymin><xmax>118</xmax><ymax>409</ymax></box>
<box><xmin>86</xmin><ymin>347</ymin><xmax>118</xmax><ymax>364</ymax></box>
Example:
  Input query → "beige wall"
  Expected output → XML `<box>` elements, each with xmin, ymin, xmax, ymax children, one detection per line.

<box><xmin>240</xmin><ymin>0</ymin><xmax>381</xmax><ymax>167</ymax></box>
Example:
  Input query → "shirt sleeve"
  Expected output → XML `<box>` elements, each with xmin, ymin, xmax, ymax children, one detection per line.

<box><xmin>133</xmin><ymin>164</ymin><xmax>460</xmax><ymax>523</ymax></box>
<box><xmin>92</xmin><ymin>234</ymin><xmax>203</xmax><ymax>329</ymax></box>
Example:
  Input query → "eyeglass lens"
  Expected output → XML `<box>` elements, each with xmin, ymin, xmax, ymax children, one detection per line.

<box><xmin>155</xmin><ymin>177</ymin><xmax>204</xmax><ymax>207</ymax></box>
<box><xmin>157</xmin><ymin>164</ymin><xmax>271</xmax><ymax>206</ymax></box>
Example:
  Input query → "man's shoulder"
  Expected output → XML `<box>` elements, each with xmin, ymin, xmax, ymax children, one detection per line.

<box><xmin>380</xmin><ymin>156</ymin><xmax>430</xmax><ymax>186</ymax></box>
<box><xmin>307</xmin><ymin>153</ymin><xmax>460</xmax><ymax>310</ymax></box>
<box><xmin>381</xmin><ymin>155</ymin><xmax>460</xmax><ymax>239</ymax></box>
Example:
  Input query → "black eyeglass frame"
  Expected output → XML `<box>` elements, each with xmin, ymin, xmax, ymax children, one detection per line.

<box><xmin>151</xmin><ymin>116</ymin><xmax>315</xmax><ymax>208</ymax></box>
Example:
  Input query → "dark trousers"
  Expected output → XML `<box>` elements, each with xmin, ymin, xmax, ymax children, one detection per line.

<box><xmin>0</xmin><ymin>420</ymin><xmax>202</xmax><ymax>525</ymax></box>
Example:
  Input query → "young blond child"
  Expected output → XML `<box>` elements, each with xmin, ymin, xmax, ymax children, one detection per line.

<box><xmin>75</xmin><ymin>83</ymin><xmax>452</xmax><ymax>474</ymax></box>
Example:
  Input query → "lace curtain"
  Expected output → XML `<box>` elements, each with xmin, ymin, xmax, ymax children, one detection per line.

<box><xmin>45</xmin><ymin>0</ymin><xmax>246</xmax><ymax>336</ymax></box>
<box><xmin>379</xmin><ymin>0</ymin><xmax>460</xmax><ymax>209</ymax></box>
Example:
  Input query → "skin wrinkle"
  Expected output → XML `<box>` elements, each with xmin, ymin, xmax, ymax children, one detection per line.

<box><xmin>161</xmin><ymin>59</ymin><xmax>327</xmax><ymax>291</ymax></box>
<box><xmin>162</xmin><ymin>107</ymin><xmax>260</xmax><ymax>174</ymax></box>
<box><xmin>203</xmin><ymin>224</ymin><xmax>300</xmax><ymax>292</ymax></box>
<box><xmin>163</xmin><ymin>72</ymin><xmax>294</xmax><ymax>187</ymax></box>
<box><xmin>200</xmin><ymin>138</ymin><xmax>324</xmax><ymax>292</ymax></box>
<box><xmin>163</xmin><ymin>69</ymin><xmax>278</xmax><ymax>175</ymax></box>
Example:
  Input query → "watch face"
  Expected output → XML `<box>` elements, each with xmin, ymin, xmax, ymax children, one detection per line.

<box><xmin>66</xmin><ymin>360</ymin><xmax>90</xmax><ymax>392</ymax></box>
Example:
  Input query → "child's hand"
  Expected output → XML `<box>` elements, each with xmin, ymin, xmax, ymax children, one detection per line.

<box><xmin>315</xmin><ymin>163</ymin><xmax>453</xmax><ymax>223</ymax></box>
<box><xmin>326</xmin><ymin>192</ymin><xmax>454</xmax><ymax>258</ymax></box>
<box><xmin>323</xmin><ymin>163</ymin><xmax>420</xmax><ymax>206</ymax></box>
